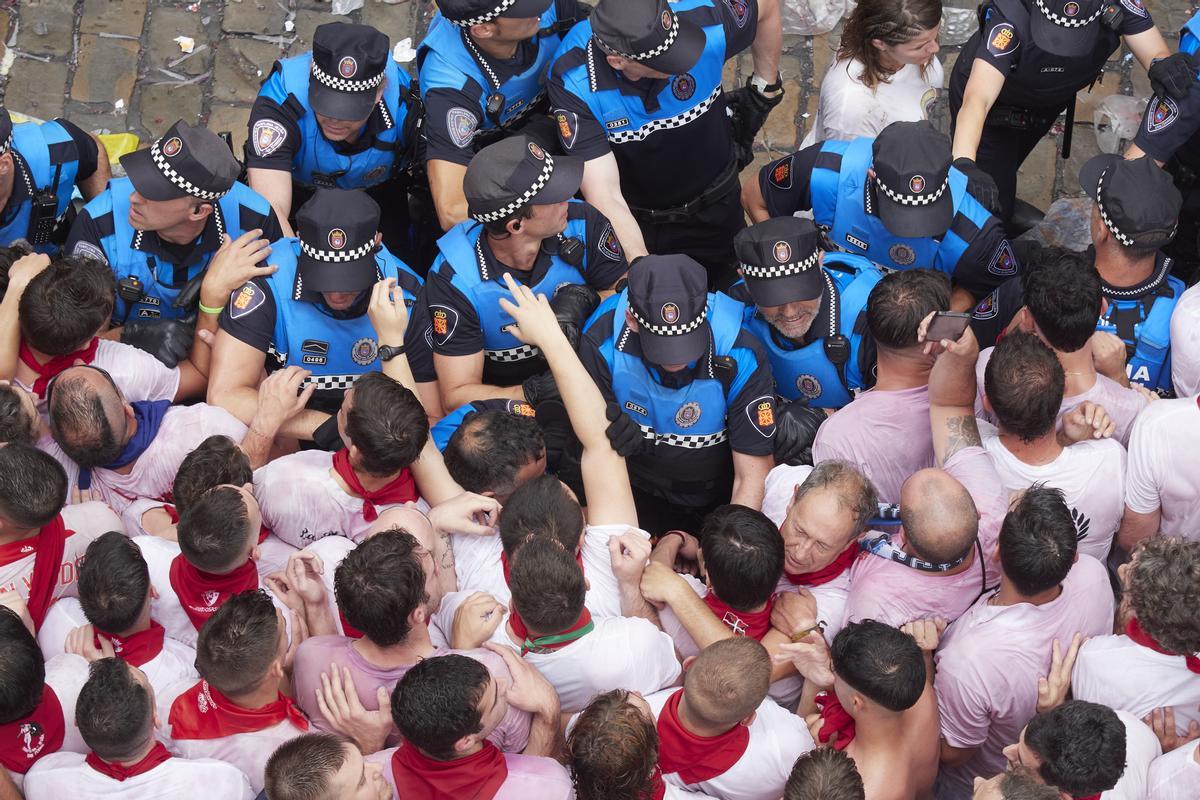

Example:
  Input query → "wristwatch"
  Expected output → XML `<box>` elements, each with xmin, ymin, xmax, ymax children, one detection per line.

<box><xmin>378</xmin><ymin>343</ymin><xmax>407</xmax><ymax>362</ymax></box>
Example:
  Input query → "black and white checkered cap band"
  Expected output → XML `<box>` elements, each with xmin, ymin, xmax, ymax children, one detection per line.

<box><xmin>470</xmin><ymin>155</ymin><xmax>556</xmax><ymax>223</ymax></box>
<box><xmin>150</xmin><ymin>139</ymin><xmax>229</xmax><ymax>201</ymax></box>
<box><xmin>300</xmin><ymin>238</ymin><xmax>375</xmax><ymax>262</ymax></box>
<box><xmin>595</xmin><ymin>14</ymin><xmax>679</xmax><ymax>62</ymax></box>
<box><xmin>629</xmin><ymin>306</ymin><xmax>707</xmax><ymax>336</ymax></box>
<box><xmin>741</xmin><ymin>249</ymin><xmax>819</xmax><ymax>279</ymax></box>
<box><xmin>449</xmin><ymin>0</ymin><xmax>519</xmax><ymax>26</ymax></box>
<box><xmin>1034</xmin><ymin>0</ymin><xmax>1103</xmax><ymax>27</ymax></box>
<box><xmin>875</xmin><ymin>175</ymin><xmax>948</xmax><ymax>207</ymax></box>
<box><xmin>311</xmin><ymin>62</ymin><xmax>386</xmax><ymax>93</ymax></box>
<box><xmin>0</xmin><ymin>133</ymin><xmax>12</xmax><ymax>157</ymax></box>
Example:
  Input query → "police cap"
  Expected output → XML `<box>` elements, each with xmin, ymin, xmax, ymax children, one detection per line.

<box><xmin>734</xmin><ymin>217</ymin><xmax>824</xmax><ymax>307</ymax></box>
<box><xmin>295</xmin><ymin>188</ymin><xmax>382</xmax><ymax>298</ymax></box>
<box><xmin>872</xmin><ymin>121</ymin><xmax>954</xmax><ymax>240</ymax></box>
<box><xmin>438</xmin><ymin>0</ymin><xmax>552</xmax><ymax>26</ymax></box>
<box><xmin>464</xmin><ymin>135</ymin><xmax>583</xmax><ymax>223</ymax></box>
<box><xmin>1030</xmin><ymin>0</ymin><xmax>1104</xmax><ymax>57</ymax></box>
<box><xmin>627</xmin><ymin>254</ymin><xmax>710</xmax><ymax>366</ymax></box>
<box><xmin>309</xmin><ymin>23</ymin><xmax>389</xmax><ymax>122</ymax></box>
<box><xmin>0</xmin><ymin>107</ymin><xmax>12</xmax><ymax>158</ymax></box>
<box><xmin>592</xmin><ymin>0</ymin><xmax>705</xmax><ymax>76</ymax></box>
<box><xmin>120</xmin><ymin>120</ymin><xmax>239</xmax><ymax>203</ymax></box>
<box><xmin>1079</xmin><ymin>153</ymin><xmax>1181</xmax><ymax>249</ymax></box>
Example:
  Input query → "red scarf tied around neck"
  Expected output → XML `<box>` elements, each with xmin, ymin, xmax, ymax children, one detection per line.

<box><xmin>814</xmin><ymin>691</ymin><xmax>856</xmax><ymax>750</ymax></box>
<box><xmin>168</xmin><ymin>680</ymin><xmax>309</xmax><ymax>740</ymax></box>
<box><xmin>19</xmin><ymin>338</ymin><xmax>99</xmax><ymax>397</ymax></box>
<box><xmin>331</xmin><ymin>448</ymin><xmax>418</xmax><ymax>522</ymax></box>
<box><xmin>391</xmin><ymin>739</ymin><xmax>508</xmax><ymax>800</ymax></box>
<box><xmin>702</xmin><ymin>592</ymin><xmax>775</xmax><ymax>640</ymax></box>
<box><xmin>656</xmin><ymin>688</ymin><xmax>750</xmax><ymax>785</ymax></box>
<box><xmin>85</xmin><ymin>742</ymin><xmax>172</xmax><ymax>781</ymax></box>
<box><xmin>94</xmin><ymin>621</ymin><xmax>166</xmax><ymax>668</ymax></box>
<box><xmin>1125</xmin><ymin>618</ymin><xmax>1200</xmax><ymax>674</ymax></box>
<box><xmin>786</xmin><ymin>542</ymin><xmax>858</xmax><ymax>587</ymax></box>
<box><xmin>0</xmin><ymin>514</ymin><xmax>71</xmax><ymax>631</ymax></box>
<box><xmin>0</xmin><ymin>685</ymin><xmax>65</xmax><ymax>773</ymax></box>
<box><xmin>167</xmin><ymin>556</ymin><xmax>259</xmax><ymax>631</ymax></box>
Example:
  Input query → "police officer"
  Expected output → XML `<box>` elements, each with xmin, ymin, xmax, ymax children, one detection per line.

<box><xmin>744</xmin><ymin>120</ymin><xmax>1016</xmax><ymax>311</ymax></box>
<box><xmin>547</xmin><ymin>0</ymin><xmax>783</xmax><ymax>286</ymax></box>
<box><xmin>0</xmin><ymin>106</ymin><xmax>110</xmax><ymax>254</ymax></box>
<box><xmin>949</xmin><ymin>0</ymin><xmax>1183</xmax><ymax>223</ymax></box>
<box><xmin>970</xmin><ymin>155</ymin><xmax>1185</xmax><ymax>396</ymax></box>
<box><xmin>207</xmin><ymin>188</ymin><xmax>436</xmax><ymax>445</ymax></box>
<box><xmin>65</xmin><ymin>120</ymin><xmax>283</xmax><ymax>363</ymax></box>
<box><xmin>425</xmin><ymin>134</ymin><xmax>626</xmax><ymax>412</ymax></box>
<box><xmin>245</xmin><ymin>23</ymin><xmax>418</xmax><ymax>260</ymax></box>
<box><xmin>419</xmin><ymin>0</ymin><xmax>587</xmax><ymax>231</ymax></box>
<box><xmin>579</xmin><ymin>254</ymin><xmax>777</xmax><ymax>535</ymax></box>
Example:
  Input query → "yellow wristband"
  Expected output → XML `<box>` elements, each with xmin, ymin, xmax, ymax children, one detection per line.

<box><xmin>198</xmin><ymin>302</ymin><xmax>224</xmax><ymax>315</ymax></box>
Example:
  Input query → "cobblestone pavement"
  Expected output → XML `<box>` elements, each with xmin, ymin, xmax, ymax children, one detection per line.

<box><xmin>0</xmin><ymin>0</ymin><xmax>1196</xmax><ymax>212</ymax></box>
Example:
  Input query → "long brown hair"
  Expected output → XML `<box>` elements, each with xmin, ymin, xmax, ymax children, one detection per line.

<box><xmin>837</xmin><ymin>0</ymin><xmax>942</xmax><ymax>89</ymax></box>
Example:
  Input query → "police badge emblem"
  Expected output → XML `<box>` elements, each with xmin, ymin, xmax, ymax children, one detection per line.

<box><xmin>675</xmin><ymin>401</ymin><xmax>701</xmax><ymax>428</ymax></box>
<box><xmin>351</xmin><ymin>337</ymin><xmax>379</xmax><ymax>366</ymax></box>
<box><xmin>661</xmin><ymin>303</ymin><xmax>680</xmax><ymax>324</ymax></box>
<box><xmin>328</xmin><ymin>229</ymin><xmax>347</xmax><ymax>250</ymax></box>
<box><xmin>338</xmin><ymin>56</ymin><xmax>358</xmax><ymax>78</ymax></box>
<box><xmin>889</xmin><ymin>243</ymin><xmax>917</xmax><ymax>266</ymax></box>
<box><xmin>162</xmin><ymin>137</ymin><xmax>183</xmax><ymax>157</ymax></box>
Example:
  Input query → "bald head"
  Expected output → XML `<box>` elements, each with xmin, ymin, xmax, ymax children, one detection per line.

<box><xmin>48</xmin><ymin>366</ymin><xmax>129</xmax><ymax>469</ymax></box>
<box><xmin>899</xmin><ymin>469</ymin><xmax>979</xmax><ymax>564</ymax></box>
<box><xmin>683</xmin><ymin>638</ymin><xmax>771</xmax><ymax>730</ymax></box>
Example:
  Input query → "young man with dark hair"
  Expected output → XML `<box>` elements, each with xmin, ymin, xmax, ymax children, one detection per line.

<box><xmin>784</xmin><ymin>748</ymin><xmax>865</xmax><ymax>800</ymax></box>
<box><xmin>812</xmin><ymin>269</ymin><xmax>951</xmax><ymax>503</ymax></box>
<box><xmin>980</xmin><ymin>332</ymin><xmax>1124</xmax><ymax>560</ymax></box>
<box><xmin>369</xmin><ymin>652</ymin><xmax>573</xmax><ymax>799</ymax></box>
<box><xmin>935</xmin><ymin>485</ymin><xmax>1114</xmax><ymax>796</ymax></box>
<box><xmin>22</xmin><ymin>658</ymin><xmax>253</xmax><ymax>799</ymax></box>
<box><xmin>0</xmin><ymin>443</ymin><xmax>119</xmax><ymax>631</ymax></box>
<box><xmin>164</xmin><ymin>589</ymin><xmax>310</xmax><ymax>793</ymax></box>
<box><xmin>0</xmin><ymin>607</ymin><xmax>88</xmax><ymax>789</ymax></box>
<box><xmin>36</xmin><ymin>531</ymin><xmax>198</xmax><ymax>699</ymax></box>
<box><xmin>265</xmin><ymin>732</ymin><xmax>391</xmax><ymax>800</ymax></box>
<box><xmin>442</xmin><ymin>409</ymin><xmax>546</xmax><ymax>502</ymax></box>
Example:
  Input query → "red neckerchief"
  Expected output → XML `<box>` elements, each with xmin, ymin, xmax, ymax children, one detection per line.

<box><xmin>95</xmin><ymin>621</ymin><xmax>166</xmax><ymax>668</ymax></box>
<box><xmin>331</xmin><ymin>449</ymin><xmax>418</xmax><ymax>522</ymax></box>
<box><xmin>656</xmin><ymin>688</ymin><xmax>750</xmax><ymax>784</ymax></box>
<box><xmin>168</xmin><ymin>680</ymin><xmax>309</xmax><ymax>740</ymax></box>
<box><xmin>702</xmin><ymin>592</ymin><xmax>775</xmax><ymax>640</ymax></box>
<box><xmin>167</xmin><ymin>555</ymin><xmax>259</xmax><ymax>631</ymax></box>
<box><xmin>508</xmin><ymin>606</ymin><xmax>594</xmax><ymax>655</ymax></box>
<box><xmin>390</xmin><ymin>739</ymin><xmax>508</xmax><ymax>800</ymax></box>
<box><xmin>84</xmin><ymin>742</ymin><xmax>172</xmax><ymax>781</ymax></box>
<box><xmin>1125</xmin><ymin>618</ymin><xmax>1200</xmax><ymax>674</ymax></box>
<box><xmin>338</xmin><ymin>608</ymin><xmax>364</xmax><ymax>639</ymax></box>
<box><xmin>0</xmin><ymin>684</ymin><xmax>65</xmax><ymax>773</ymax></box>
<box><xmin>1</xmin><ymin>515</ymin><xmax>71</xmax><ymax>631</ymax></box>
<box><xmin>648</xmin><ymin>767</ymin><xmax>667</xmax><ymax>800</ymax></box>
<box><xmin>19</xmin><ymin>338</ymin><xmax>99</xmax><ymax>397</ymax></box>
<box><xmin>786</xmin><ymin>542</ymin><xmax>858</xmax><ymax>587</ymax></box>
<box><xmin>814</xmin><ymin>691</ymin><xmax>855</xmax><ymax>750</ymax></box>
<box><xmin>162</xmin><ymin>505</ymin><xmax>270</xmax><ymax>544</ymax></box>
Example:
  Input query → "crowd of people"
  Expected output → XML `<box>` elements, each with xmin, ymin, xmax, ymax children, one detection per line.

<box><xmin>0</xmin><ymin>0</ymin><xmax>1197</xmax><ymax>797</ymax></box>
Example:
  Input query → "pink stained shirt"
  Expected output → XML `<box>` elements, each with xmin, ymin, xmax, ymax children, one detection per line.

<box><xmin>366</xmin><ymin>747</ymin><xmax>575</xmax><ymax>800</ymax></box>
<box><xmin>0</xmin><ymin>502</ymin><xmax>121</xmax><ymax>607</ymax></box>
<box><xmin>1123</xmin><ymin>396</ymin><xmax>1200</xmax><ymax>542</ymax></box>
<box><xmin>934</xmin><ymin>555</ymin><xmax>1115</xmax><ymax>796</ymax></box>
<box><xmin>17</xmin><ymin>338</ymin><xmax>180</xmax><ymax>418</ymax></box>
<box><xmin>291</xmin><ymin>636</ymin><xmax>530</xmax><ymax>753</ymax></box>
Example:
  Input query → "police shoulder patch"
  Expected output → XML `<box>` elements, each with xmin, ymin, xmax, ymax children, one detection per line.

<box><xmin>598</xmin><ymin>223</ymin><xmax>622</xmax><ymax>261</ymax></box>
<box><xmin>447</xmin><ymin>107</ymin><xmax>478</xmax><ymax>149</ymax></box>
<box><xmin>1146</xmin><ymin>95</ymin><xmax>1180</xmax><ymax>133</ymax></box>
<box><xmin>429</xmin><ymin>304</ymin><xmax>460</xmax><ymax>347</ymax></box>
<box><xmin>986</xmin><ymin>22</ymin><xmax>1018</xmax><ymax>57</ymax></box>
<box><xmin>71</xmin><ymin>240</ymin><xmax>108</xmax><ymax>266</ymax></box>
<box><xmin>555</xmin><ymin>110</ymin><xmax>579</xmax><ymax>150</ymax></box>
<box><xmin>723</xmin><ymin>0</ymin><xmax>750</xmax><ymax>27</ymax></box>
<box><xmin>987</xmin><ymin>240</ymin><xmax>1017</xmax><ymax>276</ymax></box>
<box><xmin>1118</xmin><ymin>0</ymin><xmax>1147</xmax><ymax>18</ymax></box>
<box><xmin>230</xmin><ymin>283</ymin><xmax>265</xmax><ymax>320</ymax></box>
<box><xmin>768</xmin><ymin>155</ymin><xmax>793</xmax><ymax>190</ymax></box>
<box><xmin>251</xmin><ymin>119</ymin><xmax>288</xmax><ymax>157</ymax></box>
<box><xmin>972</xmin><ymin>289</ymin><xmax>999</xmax><ymax>320</ymax></box>
<box><xmin>746</xmin><ymin>394</ymin><xmax>777</xmax><ymax>437</ymax></box>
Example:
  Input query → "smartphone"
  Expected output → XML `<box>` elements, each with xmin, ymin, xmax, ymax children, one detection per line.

<box><xmin>926</xmin><ymin>311</ymin><xmax>971</xmax><ymax>342</ymax></box>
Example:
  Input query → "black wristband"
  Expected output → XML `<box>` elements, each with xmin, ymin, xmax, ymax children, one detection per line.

<box><xmin>378</xmin><ymin>343</ymin><xmax>407</xmax><ymax>361</ymax></box>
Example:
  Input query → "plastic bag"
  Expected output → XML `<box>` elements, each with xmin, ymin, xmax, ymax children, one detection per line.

<box><xmin>1093</xmin><ymin>94</ymin><xmax>1147</xmax><ymax>155</ymax></box>
<box><xmin>332</xmin><ymin>0</ymin><xmax>365</xmax><ymax>15</ymax></box>
<box><xmin>782</xmin><ymin>0</ymin><xmax>847</xmax><ymax>36</ymax></box>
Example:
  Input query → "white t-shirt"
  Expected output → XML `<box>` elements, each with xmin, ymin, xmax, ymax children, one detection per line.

<box><xmin>22</xmin><ymin>751</ymin><xmax>254</xmax><ymax>800</ymax></box>
<box><xmin>17</xmin><ymin>339</ymin><xmax>179</xmax><ymax>418</ymax></box>
<box><xmin>646</xmin><ymin>689</ymin><xmax>814</xmax><ymax>800</ymax></box>
<box><xmin>1147</xmin><ymin>739</ymin><xmax>1200</xmax><ymax>800</ymax></box>
<box><xmin>802</xmin><ymin>58</ymin><xmax>943</xmax><ymax>146</ymax></box>
<box><xmin>0</xmin><ymin>502</ymin><xmax>121</xmax><ymax>605</ymax></box>
<box><xmin>979</xmin><ymin>421</ymin><xmax>1126</xmax><ymax>561</ymax></box>
<box><xmin>1105</xmin><ymin>710</ymin><xmax>1163</xmax><ymax>800</ymax></box>
<box><xmin>1123</xmin><ymin>396</ymin><xmax>1200</xmax><ymax>541</ymax></box>
<box><xmin>1170</xmin><ymin>283</ymin><xmax>1200</xmax><ymax>398</ymax></box>
<box><xmin>1073</xmin><ymin>633</ymin><xmax>1200</xmax><ymax>735</ymax></box>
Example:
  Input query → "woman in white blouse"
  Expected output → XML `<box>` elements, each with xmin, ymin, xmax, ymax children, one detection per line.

<box><xmin>804</xmin><ymin>0</ymin><xmax>944</xmax><ymax>146</ymax></box>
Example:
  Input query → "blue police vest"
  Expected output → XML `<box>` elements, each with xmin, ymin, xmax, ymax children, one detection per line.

<box><xmin>809</xmin><ymin>137</ymin><xmax>992</xmax><ymax>275</ymax></box>
<box><xmin>0</xmin><ymin>121</ymin><xmax>81</xmax><ymax>254</ymax></box>
<box><xmin>431</xmin><ymin>398</ymin><xmax>536</xmax><ymax>450</ymax></box>
<box><xmin>264</xmin><ymin>238</ymin><xmax>422</xmax><ymax>397</ymax></box>
<box><xmin>432</xmin><ymin>208</ymin><xmax>589</xmax><ymax>366</ymax></box>
<box><xmin>1096</xmin><ymin>268</ymin><xmax>1183</xmax><ymax>394</ymax></box>
<box><xmin>418</xmin><ymin>6</ymin><xmax>563</xmax><ymax>136</ymax></box>
<box><xmin>257</xmin><ymin>54</ymin><xmax>413</xmax><ymax>189</ymax></box>
<box><xmin>739</xmin><ymin>253</ymin><xmax>882</xmax><ymax>407</ymax></box>
<box><xmin>1182</xmin><ymin>12</ymin><xmax>1200</xmax><ymax>52</ymax></box>
<box><xmin>90</xmin><ymin>178</ymin><xmax>276</xmax><ymax>322</ymax></box>
<box><xmin>554</xmin><ymin>0</ymin><xmax>726</xmax><ymax>146</ymax></box>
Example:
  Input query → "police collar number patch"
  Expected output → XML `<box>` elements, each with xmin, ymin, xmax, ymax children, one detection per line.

<box><xmin>252</xmin><ymin>120</ymin><xmax>288</xmax><ymax>157</ymax></box>
<box><xmin>429</xmin><ymin>304</ymin><xmax>459</xmax><ymax>347</ymax></box>
<box><xmin>1146</xmin><ymin>96</ymin><xmax>1180</xmax><ymax>133</ymax></box>
<box><xmin>598</xmin><ymin>223</ymin><xmax>622</xmax><ymax>261</ymax></box>
<box><xmin>986</xmin><ymin>23</ymin><xmax>1018</xmax><ymax>57</ymax></box>
<box><xmin>230</xmin><ymin>283</ymin><xmax>265</xmax><ymax>320</ymax></box>
<box><xmin>987</xmin><ymin>240</ymin><xmax>1017</xmax><ymax>276</ymax></box>
<box><xmin>723</xmin><ymin>0</ymin><xmax>750</xmax><ymax>27</ymax></box>
<box><xmin>555</xmin><ymin>110</ymin><xmax>578</xmax><ymax>150</ymax></box>
<box><xmin>768</xmin><ymin>156</ymin><xmax>793</xmax><ymax>190</ymax></box>
<box><xmin>447</xmin><ymin>108</ymin><xmax>479</xmax><ymax>149</ymax></box>
<box><xmin>746</xmin><ymin>395</ymin><xmax>776</xmax><ymax>437</ymax></box>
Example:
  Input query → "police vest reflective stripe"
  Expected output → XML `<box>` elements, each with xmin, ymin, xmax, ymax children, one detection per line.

<box><xmin>554</xmin><ymin>0</ymin><xmax>725</xmax><ymax>145</ymax></box>
<box><xmin>433</xmin><ymin>206</ymin><xmax>589</xmax><ymax>362</ymax></box>
<box><xmin>809</xmin><ymin>137</ymin><xmax>987</xmax><ymax>275</ymax></box>
<box><xmin>265</xmin><ymin>238</ymin><xmax>419</xmax><ymax>394</ymax></box>
<box><xmin>418</xmin><ymin>6</ymin><xmax>562</xmax><ymax>134</ymax></box>
<box><xmin>1096</xmin><ymin>269</ymin><xmax>1183</xmax><ymax>393</ymax></box>
<box><xmin>0</xmin><ymin>121</ymin><xmax>80</xmax><ymax>254</ymax></box>
<box><xmin>258</xmin><ymin>54</ymin><xmax>412</xmax><ymax>189</ymax></box>
<box><xmin>741</xmin><ymin>253</ymin><xmax>881</xmax><ymax>407</ymax></box>
<box><xmin>96</xmin><ymin>179</ymin><xmax>275</xmax><ymax>322</ymax></box>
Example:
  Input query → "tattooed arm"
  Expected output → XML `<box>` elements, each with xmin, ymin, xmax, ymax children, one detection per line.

<box><xmin>920</xmin><ymin>314</ymin><xmax>983</xmax><ymax>467</ymax></box>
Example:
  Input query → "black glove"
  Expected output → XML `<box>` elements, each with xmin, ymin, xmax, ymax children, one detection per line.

<box><xmin>952</xmin><ymin>157</ymin><xmax>1002</xmax><ymax>217</ymax></box>
<box><xmin>604</xmin><ymin>401</ymin><xmax>648</xmax><ymax>458</ymax></box>
<box><xmin>312</xmin><ymin>414</ymin><xmax>345</xmax><ymax>452</ymax></box>
<box><xmin>1149</xmin><ymin>52</ymin><xmax>1199</xmax><ymax>101</ymax></box>
<box><xmin>727</xmin><ymin>75</ymin><xmax>784</xmax><ymax>168</ymax></box>
<box><xmin>773</xmin><ymin>401</ymin><xmax>828</xmax><ymax>467</ymax></box>
<box><xmin>549</xmin><ymin>283</ymin><xmax>600</xmax><ymax>351</ymax></box>
<box><xmin>522</xmin><ymin>370</ymin><xmax>560</xmax><ymax>407</ymax></box>
<box><xmin>119</xmin><ymin>319</ymin><xmax>193</xmax><ymax>368</ymax></box>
